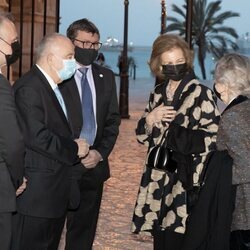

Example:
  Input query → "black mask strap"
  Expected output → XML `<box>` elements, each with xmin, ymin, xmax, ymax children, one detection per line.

<box><xmin>213</xmin><ymin>84</ymin><xmax>222</xmax><ymax>101</ymax></box>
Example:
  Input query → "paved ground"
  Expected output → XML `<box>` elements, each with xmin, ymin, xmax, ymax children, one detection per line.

<box><xmin>58</xmin><ymin>77</ymin><xmax>155</xmax><ymax>250</ymax></box>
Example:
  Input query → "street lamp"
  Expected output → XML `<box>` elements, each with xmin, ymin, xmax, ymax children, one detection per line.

<box><xmin>185</xmin><ymin>0</ymin><xmax>193</xmax><ymax>49</ymax></box>
<box><xmin>155</xmin><ymin>0</ymin><xmax>167</xmax><ymax>86</ymax></box>
<box><xmin>160</xmin><ymin>0</ymin><xmax>167</xmax><ymax>34</ymax></box>
<box><xmin>119</xmin><ymin>0</ymin><xmax>130</xmax><ymax>118</ymax></box>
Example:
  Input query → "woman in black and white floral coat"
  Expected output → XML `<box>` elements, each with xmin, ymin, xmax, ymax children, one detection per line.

<box><xmin>131</xmin><ymin>34</ymin><xmax>220</xmax><ymax>250</ymax></box>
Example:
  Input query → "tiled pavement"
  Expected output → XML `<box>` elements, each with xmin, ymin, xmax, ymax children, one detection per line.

<box><xmin>92</xmin><ymin>111</ymin><xmax>153</xmax><ymax>249</ymax></box>
<box><xmin>92</xmin><ymin>77</ymin><xmax>154</xmax><ymax>249</ymax></box>
<box><xmin>58</xmin><ymin>77</ymin><xmax>155</xmax><ymax>250</ymax></box>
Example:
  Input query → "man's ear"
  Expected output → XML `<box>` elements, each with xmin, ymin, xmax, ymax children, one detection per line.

<box><xmin>47</xmin><ymin>53</ymin><xmax>54</xmax><ymax>67</ymax></box>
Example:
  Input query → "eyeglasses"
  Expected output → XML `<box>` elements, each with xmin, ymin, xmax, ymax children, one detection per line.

<box><xmin>74</xmin><ymin>39</ymin><xmax>102</xmax><ymax>50</ymax></box>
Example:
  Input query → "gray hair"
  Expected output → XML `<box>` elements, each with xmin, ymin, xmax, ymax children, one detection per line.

<box><xmin>214</xmin><ymin>53</ymin><xmax>250</xmax><ymax>96</ymax></box>
<box><xmin>36</xmin><ymin>33</ymin><xmax>68</xmax><ymax>62</ymax></box>
<box><xmin>0</xmin><ymin>12</ymin><xmax>15</xmax><ymax>36</ymax></box>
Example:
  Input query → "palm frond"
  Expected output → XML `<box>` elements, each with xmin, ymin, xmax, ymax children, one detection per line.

<box><xmin>204</xmin><ymin>1</ymin><xmax>221</xmax><ymax>27</ymax></box>
<box><xmin>193</xmin><ymin>0</ymin><xmax>206</xmax><ymax>29</ymax></box>
<box><xmin>171</xmin><ymin>4</ymin><xmax>186</xmax><ymax>19</ymax></box>
<box><xmin>211</xmin><ymin>26</ymin><xmax>238</xmax><ymax>38</ymax></box>
<box><xmin>165</xmin><ymin>0</ymin><xmax>239</xmax><ymax>79</ymax></box>
<box><xmin>209</xmin><ymin>43</ymin><xmax>225</xmax><ymax>59</ymax></box>
<box><xmin>166</xmin><ymin>23</ymin><xmax>186</xmax><ymax>35</ymax></box>
<box><xmin>167</xmin><ymin>16</ymin><xmax>182</xmax><ymax>24</ymax></box>
<box><xmin>208</xmin><ymin>35</ymin><xmax>227</xmax><ymax>48</ymax></box>
<box><xmin>212</xmin><ymin>11</ymin><xmax>239</xmax><ymax>25</ymax></box>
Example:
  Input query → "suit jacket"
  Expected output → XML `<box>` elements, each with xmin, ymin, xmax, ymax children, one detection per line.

<box><xmin>60</xmin><ymin>63</ymin><xmax>120</xmax><ymax>185</ymax></box>
<box><xmin>0</xmin><ymin>74</ymin><xmax>24</xmax><ymax>213</ymax></box>
<box><xmin>13</xmin><ymin>65</ymin><xmax>79</xmax><ymax>218</ymax></box>
<box><xmin>216</xmin><ymin>96</ymin><xmax>250</xmax><ymax>231</ymax></box>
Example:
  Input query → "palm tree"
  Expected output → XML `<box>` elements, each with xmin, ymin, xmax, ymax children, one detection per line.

<box><xmin>166</xmin><ymin>0</ymin><xmax>239</xmax><ymax>79</ymax></box>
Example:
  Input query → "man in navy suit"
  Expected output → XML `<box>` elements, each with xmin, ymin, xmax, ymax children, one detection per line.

<box><xmin>60</xmin><ymin>18</ymin><xmax>120</xmax><ymax>249</ymax></box>
<box><xmin>0</xmin><ymin>13</ymin><xmax>26</xmax><ymax>250</ymax></box>
<box><xmin>13</xmin><ymin>33</ymin><xmax>89</xmax><ymax>250</ymax></box>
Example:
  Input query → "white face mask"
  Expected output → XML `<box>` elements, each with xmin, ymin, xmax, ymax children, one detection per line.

<box><xmin>57</xmin><ymin>58</ymin><xmax>76</xmax><ymax>81</ymax></box>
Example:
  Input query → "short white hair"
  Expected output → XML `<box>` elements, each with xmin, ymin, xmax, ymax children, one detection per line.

<box><xmin>214</xmin><ymin>53</ymin><xmax>250</xmax><ymax>96</ymax></box>
<box><xmin>0</xmin><ymin>12</ymin><xmax>15</xmax><ymax>37</ymax></box>
<box><xmin>36</xmin><ymin>33</ymin><xmax>68</xmax><ymax>62</ymax></box>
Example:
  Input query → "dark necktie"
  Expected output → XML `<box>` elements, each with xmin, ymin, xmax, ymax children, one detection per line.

<box><xmin>79</xmin><ymin>68</ymin><xmax>96</xmax><ymax>145</ymax></box>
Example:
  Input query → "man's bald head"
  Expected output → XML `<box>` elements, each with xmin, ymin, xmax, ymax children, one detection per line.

<box><xmin>35</xmin><ymin>33</ymin><xmax>75</xmax><ymax>84</ymax></box>
<box><xmin>36</xmin><ymin>33</ymin><xmax>73</xmax><ymax>63</ymax></box>
<box><xmin>0</xmin><ymin>12</ymin><xmax>15</xmax><ymax>34</ymax></box>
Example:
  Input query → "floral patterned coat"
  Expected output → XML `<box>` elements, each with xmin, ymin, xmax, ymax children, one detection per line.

<box><xmin>131</xmin><ymin>73</ymin><xmax>220</xmax><ymax>235</ymax></box>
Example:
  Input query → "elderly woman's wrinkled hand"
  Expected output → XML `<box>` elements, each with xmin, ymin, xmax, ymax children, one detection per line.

<box><xmin>146</xmin><ymin>104</ymin><xmax>176</xmax><ymax>128</ymax></box>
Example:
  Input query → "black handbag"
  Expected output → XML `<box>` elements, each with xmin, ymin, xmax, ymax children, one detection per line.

<box><xmin>147</xmin><ymin>130</ymin><xmax>177</xmax><ymax>173</ymax></box>
<box><xmin>146</xmin><ymin>73</ymin><xmax>196</xmax><ymax>173</ymax></box>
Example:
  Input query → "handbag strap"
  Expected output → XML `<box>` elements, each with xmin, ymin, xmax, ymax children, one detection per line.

<box><xmin>159</xmin><ymin>128</ymin><xmax>168</xmax><ymax>146</ymax></box>
<box><xmin>159</xmin><ymin>71</ymin><xmax>197</xmax><ymax>146</ymax></box>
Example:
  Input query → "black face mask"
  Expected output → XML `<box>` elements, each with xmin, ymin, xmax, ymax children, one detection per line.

<box><xmin>0</xmin><ymin>40</ymin><xmax>21</xmax><ymax>66</ymax></box>
<box><xmin>6</xmin><ymin>41</ymin><xmax>21</xmax><ymax>66</ymax></box>
<box><xmin>213</xmin><ymin>84</ymin><xmax>222</xmax><ymax>101</ymax></box>
<box><xmin>75</xmin><ymin>46</ymin><xmax>98</xmax><ymax>66</ymax></box>
<box><xmin>162</xmin><ymin>63</ymin><xmax>188</xmax><ymax>81</ymax></box>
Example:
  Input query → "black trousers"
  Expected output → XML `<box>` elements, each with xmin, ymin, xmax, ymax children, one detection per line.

<box><xmin>65</xmin><ymin>174</ymin><xmax>103</xmax><ymax>250</ymax></box>
<box><xmin>0</xmin><ymin>212</ymin><xmax>12</xmax><ymax>250</ymax></box>
<box><xmin>11</xmin><ymin>213</ymin><xmax>65</xmax><ymax>250</ymax></box>
<box><xmin>153</xmin><ymin>229</ymin><xmax>184</xmax><ymax>250</ymax></box>
<box><xmin>230</xmin><ymin>230</ymin><xmax>250</xmax><ymax>250</ymax></box>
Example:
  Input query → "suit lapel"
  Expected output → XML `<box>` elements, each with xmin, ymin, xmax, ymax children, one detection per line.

<box><xmin>92</xmin><ymin>64</ymin><xmax>104</xmax><ymax>131</ymax></box>
<box><xmin>33</xmin><ymin>66</ymin><xmax>71</xmax><ymax>131</ymax></box>
<box><xmin>60</xmin><ymin>76</ymin><xmax>83</xmax><ymax>138</ymax></box>
<box><xmin>70</xmin><ymin>77</ymin><xmax>82</xmax><ymax>118</ymax></box>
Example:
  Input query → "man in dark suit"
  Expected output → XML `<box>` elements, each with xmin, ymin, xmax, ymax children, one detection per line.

<box><xmin>13</xmin><ymin>33</ymin><xmax>89</xmax><ymax>250</ymax></box>
<box><xmin>0</xmin><ymin>13</ymin><xmax>25</xmax><ymax>250</ymax></box>
<box><xmin>60</xmin><ymin>18</ymin><xmax>120</xmax><ymax>250</ymax></box>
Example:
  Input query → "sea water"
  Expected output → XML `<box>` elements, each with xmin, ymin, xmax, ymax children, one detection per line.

<box><xmin>101</xmin><ymin>46</ymin><xmax>215</xmax><ymax>80</ymax></box>
<box><xmin>100</xmin><ymin>46</ymin><xmax>250</xmax><ymax>81</ymax></box>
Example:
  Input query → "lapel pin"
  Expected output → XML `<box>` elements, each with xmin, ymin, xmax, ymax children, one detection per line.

<box><xmin>99</xmin><ymin>74</ymin><xmax>103</xmax><ymax>78</ymax></box>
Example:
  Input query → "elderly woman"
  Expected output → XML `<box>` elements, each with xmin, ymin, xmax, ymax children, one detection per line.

<box><xmin>214</xmin><ymin>53</ymin><xmax>250</xmax><ymax>249</ymax></box>
<box><xmin>131</xmin><ymin>34</ymin><xmax>220</xmax><ymax>250</ymax></box>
